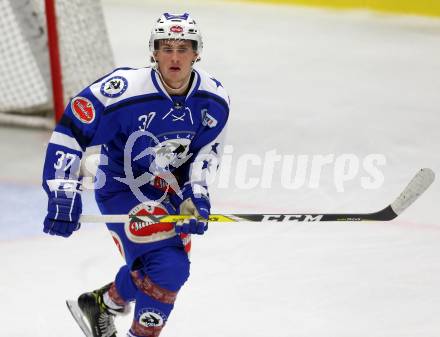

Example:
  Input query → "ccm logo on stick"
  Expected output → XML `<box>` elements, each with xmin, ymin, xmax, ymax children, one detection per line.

<box><xmin>262</xmin><ymin>214</ymin><xmax>324</xmax><ymax>222</ymax></box>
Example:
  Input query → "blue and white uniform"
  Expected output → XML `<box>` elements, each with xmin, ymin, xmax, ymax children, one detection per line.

<box><xmin>42</xmin><ymin>66</ymin><xmax>229</xmax><ymax>336</ymax></box>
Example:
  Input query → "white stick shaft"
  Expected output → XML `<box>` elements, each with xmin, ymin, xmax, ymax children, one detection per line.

<box><xmin>80</xmin><ymin>214</ymin><xmax>132</xmax><ymax>223</ymax></box>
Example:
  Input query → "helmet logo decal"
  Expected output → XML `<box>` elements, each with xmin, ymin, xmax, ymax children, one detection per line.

<box><xmin>170</xmin><ymin>25</ymin><xmax>183</xmax><ymax>33</ymax></box>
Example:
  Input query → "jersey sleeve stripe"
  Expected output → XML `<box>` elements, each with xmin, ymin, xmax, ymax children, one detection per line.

<box><xmin>193</xmin><ymin>91</ymin><xmax>229</xmax><ymax>112</ymax></box>
<box><xmin>49</xmin><ymin>131</ymin><xmax>83</xmax><ymax>152</ymax></box>
<box><xmin>59</xmin><ymin>115</ymin><xmax>92</xmax><ymax>149</ymax></box>
<box><xmin>103</xmin><ymin>93</ymin><xmax>164</xmax><ymax>115</ymax></box>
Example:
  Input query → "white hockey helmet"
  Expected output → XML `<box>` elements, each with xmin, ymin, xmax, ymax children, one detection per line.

<box><xmin>149</xmin><ymin>13</ymin><xmax>203</xmax><ymax>58</ymax></box>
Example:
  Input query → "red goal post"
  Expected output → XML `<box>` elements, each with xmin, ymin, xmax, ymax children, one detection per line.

<box><xmin>45</xmin><ymin>0</ymin><xmax>64</xmax><ymax>124</ymax></box>
<box><xmin>0</xmin><ymin>0</ymin><xmax>114</xmax><ymax>128</ymax></box>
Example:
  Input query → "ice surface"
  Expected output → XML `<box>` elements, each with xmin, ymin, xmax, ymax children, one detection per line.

<box><xmin>0</xmin><ymin>0</ymin><xmax>439</xmax><ymax>336</ymax></box>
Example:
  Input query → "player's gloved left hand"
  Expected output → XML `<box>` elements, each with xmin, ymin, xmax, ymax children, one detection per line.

<box><xmin>175</xmin><ymin>197</ymin><xmax>210</xmax><ymax>235</ymax></box>
<box><xmin>44</xmin><ymin>180</ymin><xmax>82</xmax><ymax>238</ymax></box>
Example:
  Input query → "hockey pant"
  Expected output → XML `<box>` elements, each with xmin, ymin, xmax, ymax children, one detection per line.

<box><xmin>109</xmin><ymin>246</ymin><xmax>190</xmax><ymax>337</ymax></box>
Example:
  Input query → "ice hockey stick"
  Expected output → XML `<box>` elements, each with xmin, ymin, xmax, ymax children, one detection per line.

<box><xmin>79</xmin><ymin>168</ymin><xmax>435</xmax><ymax>223</ymax></box>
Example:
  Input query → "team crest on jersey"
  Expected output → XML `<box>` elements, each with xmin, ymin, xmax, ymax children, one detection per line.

<box><xmin>137</xmin><ymin>308</ymin><xmax>167</xmax><ymax>327</ymax></box>
<box><xmin>124</xmin><ymin>202</ymin><xmax>175</xmax><ymax>244</ymax></box>
<box><xmin>202</xmin><ymin>109</ymin><xmax>218</xmax><ymax>128</ymax></box>
<box><xmin>133</xmin><ymin>135</ymin><xmax>192</xmax><ymax>172</ymax></box>
<box><xmin>71</xmin><ymin>97</ymin><xmax>95</xmax><ymax>124</ymax></box>
<box><xmin>100</xmin><ymin>76</ymin><xmax>128</xmax><ymax>98</ymax></box>
<box><xmin>151</xmin><ymin>137</ymin><xmax>191</xmax><ymax>169</ymax></box>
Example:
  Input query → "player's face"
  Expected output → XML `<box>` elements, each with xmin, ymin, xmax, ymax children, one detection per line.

<box><xmin>154</xmin><ymin>40</ymin><xmax>198</xmax><ymax>88</ymax></box>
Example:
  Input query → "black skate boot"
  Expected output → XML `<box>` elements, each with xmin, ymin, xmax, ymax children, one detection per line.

<box><xmin>67</xmin><ymin>283</ymin><xmax>125</xmax><ymax>337</ymax></box>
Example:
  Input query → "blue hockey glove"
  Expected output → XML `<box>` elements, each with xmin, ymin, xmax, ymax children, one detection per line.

<box><xmin>175</xmin><ymin>197</ymin><xmax>210</xmax><ymax>235</ymax></box>
<box><xmin>44</xmin><ymin>180</ymin><xmax>82</xmax><ymax>237</ymax></box>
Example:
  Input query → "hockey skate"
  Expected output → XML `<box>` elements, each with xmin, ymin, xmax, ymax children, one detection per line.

<box><xmin>67</xmin><ymin>283</ymin><xmax>125</xmax><ymax>337</ymax></box>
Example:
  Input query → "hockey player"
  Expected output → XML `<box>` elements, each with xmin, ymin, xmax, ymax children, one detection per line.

<box><xmin>42</xmin><ymin>13</ymin><xmax>229</xmax><ymax>337</ymax></box>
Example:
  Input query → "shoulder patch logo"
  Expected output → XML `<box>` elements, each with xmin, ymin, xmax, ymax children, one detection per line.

<box><xmin>202</xmin><ymin>109</ymin><xmax>218</xmax><ymax>128</ymax></box>
<box><xmin>100</xmin><ymin>76</ymin><xmax>128</xmax><ymax>98</ymax></box>
<box><xmin>71</xmin><ymin>97</ymin><xmax>95</xmax><ymax>124</ymax></box>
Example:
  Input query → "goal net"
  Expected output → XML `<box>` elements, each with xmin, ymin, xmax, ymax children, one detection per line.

<box><xmin>0</xmin><ymin>0</ymin><xmax>114</xmax><ymax>128</ymax></box>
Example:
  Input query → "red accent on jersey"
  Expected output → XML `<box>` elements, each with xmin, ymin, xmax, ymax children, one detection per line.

<box><xmin>70</xmin><ymin>97</ymin><xmax>95</xmax><ymax>123</ymax></box>
<box><xmin>110</xmin><ymin>231</ymin><xmax>125</xmax><ymax>258</ymax></box>
<box><xmin>128</xmin><ymin>206</ymin><xmax>174</xmax><ymax>238</ymax></box>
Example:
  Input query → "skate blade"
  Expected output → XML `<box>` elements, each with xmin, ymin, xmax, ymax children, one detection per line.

<box><xmin>66</xmin><ymin>300</ymin><xmax>93</xmax><ymax>337</ymax></box>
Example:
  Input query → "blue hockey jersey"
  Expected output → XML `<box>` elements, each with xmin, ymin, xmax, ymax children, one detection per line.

<box><xmin>42</xmin><ymin>66</ymin><xmax>229</xmax><ymax>265</ymax></box>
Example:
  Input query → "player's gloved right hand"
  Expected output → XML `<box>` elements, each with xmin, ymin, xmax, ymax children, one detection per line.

<box><xmin>175</xmin><ymin>197</ymin><xmax>210</xmax><ymax>235</ymax></box>
<box><xmin>44</xmin><ymin>180</ymin><xmax>82</xmax><ymax>238</ymax></box>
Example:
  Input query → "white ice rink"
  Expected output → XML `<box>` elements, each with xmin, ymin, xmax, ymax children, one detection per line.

<box><xmin>1</xmin><ymin>0</ymin><xmax>439</xmax><ymax>336</ymax></box>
